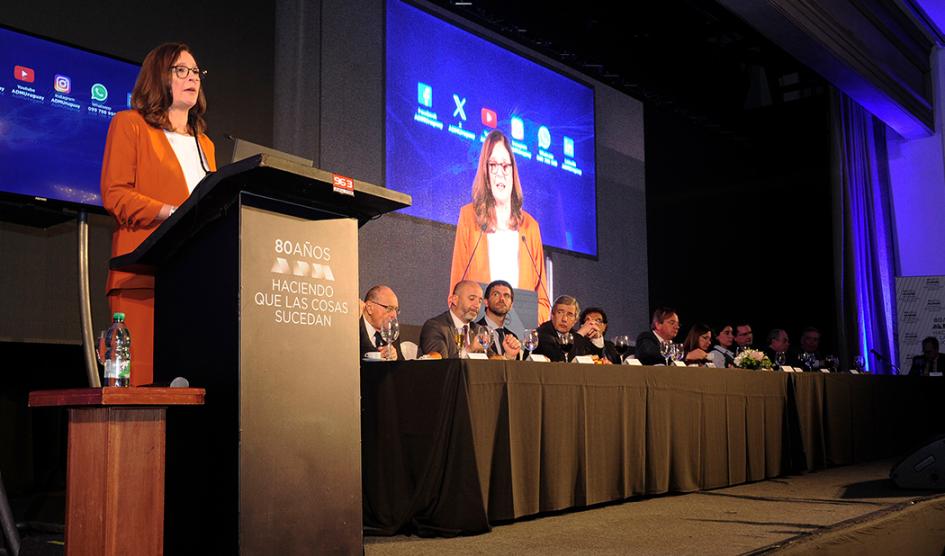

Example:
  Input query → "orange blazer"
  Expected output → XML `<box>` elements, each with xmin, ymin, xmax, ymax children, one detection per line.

<box><xmin>100</xmin><ymin>110</ymin><xmax>216</xmax><ymax>292</ymax></box>
<box><xmin>449</xmin><ymin>203</ymin><xmax>550</xmax><ymax>323</ymax></box>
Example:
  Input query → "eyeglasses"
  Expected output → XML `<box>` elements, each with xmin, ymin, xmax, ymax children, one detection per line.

<box><xmin>170</xmin><ymin>65</ymin><xmax>207</xmax><ymax>80</ymax></box>
<box><xmin>488</xmin><ymin>161</ymin><xmax>512</xmax><ymax>175</ymax></box>
<box><xmin>369</xmin><ymin>300</ymin><xmax>400</xmax><ymax>315</ymax></box>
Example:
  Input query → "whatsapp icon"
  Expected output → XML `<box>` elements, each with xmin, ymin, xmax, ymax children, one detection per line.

<box><xmin>91</xmin><ymin>83</ymin><xmax>108</xmax><ymax>102</ymax></box>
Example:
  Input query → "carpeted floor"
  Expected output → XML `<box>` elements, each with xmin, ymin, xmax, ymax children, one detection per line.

<box><xmin>364</xmin><ymin>459</ymin><xmax>943</xmax><ymax>555</ymax></box>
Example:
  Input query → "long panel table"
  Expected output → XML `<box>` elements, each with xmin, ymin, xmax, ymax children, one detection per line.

<box><xmin>361</xmin><ymin>361</ymin><xmax>945</xmax><ymax>537</ymax></box>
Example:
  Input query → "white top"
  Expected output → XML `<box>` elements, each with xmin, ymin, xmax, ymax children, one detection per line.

<box><xmin>164</xmin><ymin>131</ymin><xmax>207</xmax><ymax>194</ymax></box>
<box><xmin>707</xmin><ymin>345</ymin><xmax>734</xmax><ymax>368</ymax></box>
<box><xmin>487</xmin><ymin>229</ymin><xmax>520</xmax><ymax>286</ymax></box>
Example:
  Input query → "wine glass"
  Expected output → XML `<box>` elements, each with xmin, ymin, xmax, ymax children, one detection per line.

<box><xmin>801</xmin><ymin>352</ymin><xmax>817</xmax><ymax>371</ymax></box>
<box><xmin>558</xmin><ymin>332</ymin><xmax>574</xmax><ymax>362</ymax></box>
<box><xmin>380</xmin><ymin>318</ymin><xmax>400</xmax><ymax>360</ymax></box>
<box><xmin>523</xmin><ymin>329</ymin><xmax>539</xmax><ymax>353</ymax></box>
<box><xmin>462</xmin><ymin>326</ymin><xmax>478</xmax><ymax>358</ymax></box>
<box><xmin>475</xmin><ymin>326</ymin><xmax>492</xmax><ymax>355</ymax></box>
<box><xmin>825</xmin><ymin>354</ymin><xmax>839</xmax><ymax>372</ymax></box>
<box><xmin>660</xmin><ymin>342</ymin><xmax>673</xmax><ymax>366</ymax></box>
<box><xmin>613</xmin><ymin>335</ymin><xmax>630</xmax><ymax>363</ymax></box>
<box><xmin>775</xmin><ymin>351</ymin><xmax>786</xmax><ymax>369</ymax></box>
<box><xmin>454</xmin><ymin>328</ymin><xmax>467</xmax><ymax>358</ymax></box>
<box><xmin>854</xmin><ymin>355</ymin><xmax>866</xmax><ymax>373</ymax></box>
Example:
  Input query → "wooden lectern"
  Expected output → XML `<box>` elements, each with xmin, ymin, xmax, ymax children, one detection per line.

<box><xmin>28</xmin><ymin>387</ymin><xmax>204</xmax><ymax>555</ymax></box>
<box><xmin>111</xmin><ymin>155</ymin><xmax>409</xmax><ymax>555</ymax></box>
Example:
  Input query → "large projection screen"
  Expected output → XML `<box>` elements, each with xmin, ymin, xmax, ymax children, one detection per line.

<box><xmin>385</xmin><ymin>0</ymin><xmax>597</xmax><ymax>257</ymax></box>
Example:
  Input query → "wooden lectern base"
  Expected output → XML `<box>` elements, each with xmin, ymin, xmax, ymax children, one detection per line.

<box><xmin>29</xmin><ymin>387</ymin><xmax>204</xmax><ymax>556</ymax></box>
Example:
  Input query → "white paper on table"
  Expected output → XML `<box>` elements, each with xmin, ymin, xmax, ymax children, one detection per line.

<box><xmin>931</xmin><ymin>372</ymin><xmax>943</xmax><ymax>377</ymax></box>
<box><xmin>673</xmin><ymin>361</ymin><xmax>687</xmax><ymax>367</ymax></box>
<box><xmin>527</xmin><ymin>353</ymin><xmax>550</xmax><ymax>362</ymax></box>
<box><xmin>781</xmin><ymin>366</ymin><xmax>796</xmax><ymax>373</ymax></box>
<box><xmin>467</xmin><ymin>353</ymin><xmax>489</xmax><ymax>360</ymax></box>
<box><xmin>624</xmin><ymin>358</ymin><xmax>642</xmax><ymax>366</ymax></box>
<box><xmin>820</xmin><ymin>368</ymin><xmax>831</xmax><ymax>373</ymax></box>
<box><xmin>573</xmin><ymin>355</ymin><xmax>595</xmax><ymax>364</ymax></box>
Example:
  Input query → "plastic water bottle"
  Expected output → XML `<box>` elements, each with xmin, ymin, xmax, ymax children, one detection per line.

<box><xmin>103</xmin><ymin>312</ymin><xmax>131</xmax><ymax>387</ymax></box>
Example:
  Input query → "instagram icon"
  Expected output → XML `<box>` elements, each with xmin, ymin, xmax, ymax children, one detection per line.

<box><xmin>54</xmin><ymin>74</ymin><xmax>71</xmax><ymax>94</ymax></box>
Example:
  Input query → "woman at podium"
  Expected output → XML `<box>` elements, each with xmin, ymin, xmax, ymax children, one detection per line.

<box><xmin>100</xmin><ymin>43</ymin><xmax>217</xmax><ymax>385</ymax></box>
<box><xmin>449</xmin><ymin>130</ymin><xmax>550</xmax><ymax>323</ymax></box>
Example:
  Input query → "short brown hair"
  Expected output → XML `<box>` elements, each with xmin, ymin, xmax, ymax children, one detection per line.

<box><xmin>131</xmin><ymin>43</ymin><xmax>207</xmax><ymax>134</ymax></box>
<box><xmin>650</xmin><ymin>307</ymin><xmax>677</xmax><ymax>329</ymax></box>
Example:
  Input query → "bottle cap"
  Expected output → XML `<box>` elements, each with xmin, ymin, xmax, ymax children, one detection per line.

<box><xmin>113</xmin><ymin>312</ymin><xmax>125</xmax><ymax>322</ymax></box>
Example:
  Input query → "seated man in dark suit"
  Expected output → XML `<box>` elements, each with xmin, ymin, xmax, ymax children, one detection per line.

<box><xmin>578</xmin><ymin>307</ymin><xmax>620</xmax><ymax>364</ymax></box>
<box><xmin>533</xmin><ymin>295</ymin><xmax>595</xmax><ymax>362</ymax></box>
<box><xmin>910</xmin><ymin>336</ymin><xmax>945</xmax><ymax>376</ymax></box>
<box><xmin>475</xmin><ymin>280</ymin><xmax>523</xmax><ymax>360</ymax></box>
<box><xmin>733</xmin><ymin>321</ymin><xmax>754</xmax><ymax>351</ymax></box>
<box><xmin>794</xmin><ymin>326</ymin><xmax>824</xmax><ymax>370</ymax></box>
<box><xmin>419</xmin><ymin>280</ymin><xmax>485</xmax><ymax>358</ymax></box>
<box><xmin>359</xmin><ymin>284</ymin><xmax>403</xmax><ymax>360</ymax></box>
<box><xmin>635</xmin><ymin>307</ymin><xmax>680</xmax><ymax>365</ymax></box>
<box><xmin>762</xmin><ymin>328</ymin><xmax>790</xmax><ymax>368</ymax></box>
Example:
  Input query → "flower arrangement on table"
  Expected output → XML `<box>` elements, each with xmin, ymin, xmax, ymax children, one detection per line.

<box><xmin>733</xmin><ymin>348</ymin><xmax>774</xmax><ymax>370</ymax></box>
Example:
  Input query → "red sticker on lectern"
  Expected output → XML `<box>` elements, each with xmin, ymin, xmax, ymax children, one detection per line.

<box><xmin>332</xmin><ymin>174</ymin><xmax>354</xmax><ymax>196</ymax></box>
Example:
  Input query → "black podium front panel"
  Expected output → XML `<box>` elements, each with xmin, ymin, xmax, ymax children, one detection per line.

<box><xmin>239</xmin><ymin>205</ymin><xmax>361</xmax><ymax>552</ymax></box>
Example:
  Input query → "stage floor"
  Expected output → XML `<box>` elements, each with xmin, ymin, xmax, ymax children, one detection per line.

<box><xmin>364</xmin><ymin>458</ymin><xmax>945</xmax><ymax>555</ymax></box>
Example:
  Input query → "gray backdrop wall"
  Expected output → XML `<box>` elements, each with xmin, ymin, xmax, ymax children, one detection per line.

<box><xmin>1</xmin><ymin>0</ymin><xmax>649</xmax><ymax>344</ymax></box>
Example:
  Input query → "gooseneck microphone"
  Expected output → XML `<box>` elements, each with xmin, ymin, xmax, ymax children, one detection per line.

<box><xmin>521</xmin><ymin>234</ymin><xmax>550</xmax><ymax>305</ymax></box>
<box><xmin>460</xmin><ymin>223</ymin><xmax>488</xmax><ymax>282</ymax></box>
<box><xmin>869</xmin><ymin>349</ymin><xmax>900</xmax><ymax>375</ymax></box>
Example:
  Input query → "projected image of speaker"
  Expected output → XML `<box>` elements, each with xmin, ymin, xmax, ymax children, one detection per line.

<box><xmin>890</xmin><ymin>435</ymin><xmax>945</xmax><ymax>490</ymax></box>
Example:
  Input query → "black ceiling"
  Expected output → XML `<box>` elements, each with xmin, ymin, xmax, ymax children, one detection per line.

<box><xmin>430</xmin><ymin>0</ymin><xmax>827</xmax><ymax>138</ymax></box>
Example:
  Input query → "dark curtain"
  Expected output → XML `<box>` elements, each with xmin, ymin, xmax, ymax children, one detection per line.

<box><xmin>831</xmin><ymin>90</ymin><xmax>899</xmax><ymax>373</ymax></box>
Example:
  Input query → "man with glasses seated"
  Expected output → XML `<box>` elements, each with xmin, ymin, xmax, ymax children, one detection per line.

<box><xmin>733</xmin><ymin>322</ymin><xmax>754</xmax><ymax>351</ymax></box>
<box><xmin>359</xmin><ymin>284</ymin><xmax>403</xmax><ymax>360</ymax></box>
<box><xmin>532</xmin><ymin>295</ymin><xmax>595</xmax><ymax>362</ymax></box>
<box><xmin>577</xmin><ymin>307</ymin><xmax>619</xmax><ymax>364</ymax></box>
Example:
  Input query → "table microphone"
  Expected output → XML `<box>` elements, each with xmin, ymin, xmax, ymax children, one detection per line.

<box><xmin>869</xmin><ymin>349</ymin><xmax>900</xmax><ymax>375</ymax></box>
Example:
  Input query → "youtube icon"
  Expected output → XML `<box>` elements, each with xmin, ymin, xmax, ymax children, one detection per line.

<box><xmin>481</xmin><ymin>107</ymin><xmax>497</xmax><ymax>128</ymax></box>
<box><xmin>14</xmin><ymin>65</ymin><xmax>35</xmax><ymax>83</ymax></box>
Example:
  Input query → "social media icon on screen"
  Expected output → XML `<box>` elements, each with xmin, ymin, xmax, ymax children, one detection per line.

<box><xmin>54</xmin><ymin>74</ymin><xmax>71</xmax><ymax>94</ymax></box>
<box><xmin>481</xmin><ymin>108</ymin><xmax>497</xmax><ymax>128</ymax></box>
<box><xmin>14</xmin><ymin>65</ymin><xmax>35</xmax><ymax>83</ymax></box>
<box><xmin>538</xmin><ymin>126</ymin><xmax>551</xmax><ymax>150</ymax></box>
<box><xmin>510</xmin><ymin>117</ymin><xmax>524</xmax><ymax>140</ymax></box>
<box><xmin>91</xmin><ymin>83</ymin><xmax>108</xmax><ymax>102</ymax></box>
<box><xmin>417</xmin><ymin>82</ymin><xmax>432</xmax><ymax>107</ymax></box>
<box><xmin>452</xmin><ymin>94</ymin><xmax>467</xmax><ymax>120</ymax></box>
<box><xmin>563</xmin><ymin>136</ymin><xmax>574</xmax><ymax>158</ymax></box>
